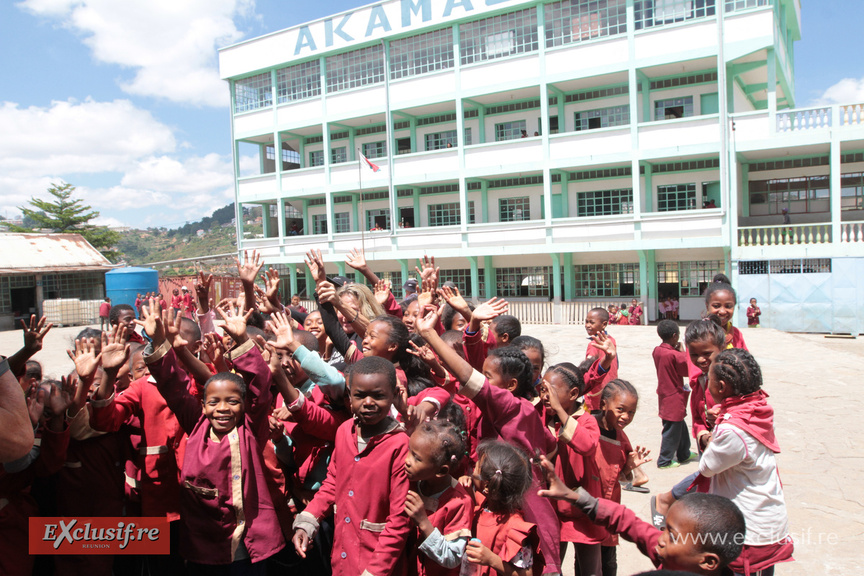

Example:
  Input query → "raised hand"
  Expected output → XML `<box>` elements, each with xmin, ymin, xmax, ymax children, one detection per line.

<box><xmin>590</xmin><ymin>331</ymin><xmax>617</xmax><ymax>359</ymax></box>
<box><xmin>262</xmin><ymin>267</ymin><xmax>282</xmax><ymax>309</ymax></box>
<box><xmin>472</xmin><ymin>297</ymin><xmax>509</xmax><ymax>322</ymax></box>
<box><xmin>627</xmin><ymin>445</ymin><xmax>652</xmax><ymax>469</ymax></box>
<box><xmin>415</xmin><ymin>303</ymin><xmax>443</xmax><ymax>335</ymax></box>
<box><xmin>67</xmin><ymin>337</ymin><xmax>102</xmax><ymax>382</ymax></box>
<box><xmin>202</xmin><ymin>333</ymin><xmax>229</xmax><ymax>372</ymax></box>
<box><xmin>344</xmin><ymin>247</ymin><xmax>367</xmax><ymax>272</ymax></box>
<box><xmin>27</xmin><ymin>384</ymin><xmax>46</xmax><ymax>426</ymax></box>
<box><xmin>265</xmin><ymin>311</ymin><xmax>296</xmax><ymax>351</ymax></box>
<box><xmin>236</xmin><ymin>250</ymin><xmax>264</xmax><ymax>285</ymax></box>
<box><xmin>44</xmin><ymin>382</ymin><xmax>73</xmax><ymax>423</ymax></box>
<box><xmin>21</xmin><ymin>314</ymin><xmax>53</xmax><ymax>354</ymax></box>
<box><xmin>438</xmin><ymin>285</ymin><xmax>467</xmax><ymax>310</ymax></box>
<box><xmin>373</xmin><ymin>279</ymin><xmax>390</xmax><ymax>305</ymax></box>
<box><xmin>316</xmin><ymin>280</ymin><xmax>337</xmax><ymax>305</ymax></box>
<box><xmin>406</xmin><ymin>340</ymin><xmax>437</xmax><ymax>366</ymax></box>
<box><xmin>162</xmin><ymin>306</ymin><xmax>189</xmax><ymax>350</ymax></box>
<box><xmin>195</xmin><ymin>271</ymin><xmax>213</xmax><ymax>314</ymax></box>
<box><xmin>216</xmin><ymin>301</ymin><xmax>252</xmax><ymax>345</ymax></box>
<box><xmin>304</xmin><ymin>249</ymin><xmax>327</xmax><ymax>284</ymax></box>
<box><xmin>415</xmin><ymin>255</ymin><xmax>439</xmax><ymax>291</ymax></box>
<box><xmin>61</xmin><ymin>374</ymin><xmax>90</xmax><ymax>417</ymax></box>
<box><xmin>254</xmin><ymin>284</ymin><xmax>278</xmax><ymax>315</ymax></box>
<box><xmin>135</xmin><ymin>297</ymin><xmax>165</xmax><ymax>344</ymax></box>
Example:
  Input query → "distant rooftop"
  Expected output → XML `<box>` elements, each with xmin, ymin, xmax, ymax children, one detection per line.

<box><xmin>0</xmin><ymin>233</ymin><xmax>116</xmax><ymax>275</ymax></box>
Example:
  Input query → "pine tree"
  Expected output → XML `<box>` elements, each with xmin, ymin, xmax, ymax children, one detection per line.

<box><xmin>18</xmin><ymin>182</ymin><xmax>121</xmax><ymax>262</ymax></box>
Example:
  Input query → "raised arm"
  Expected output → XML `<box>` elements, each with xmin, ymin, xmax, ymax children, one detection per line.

<box><xmin>7</xmin><ymin>315</ymin><xmax>53</xmax><ymax>378</ymax></box>
<box><xmin>417</xmin><ymin>306</ymin><xmax>473</xmax><ymax>385</ymax></box>
<box><xmin>345</xmin><ymin>247</ymin><xmax>380</xmax><ymax>285</ymax></box>
<box><xmin>236</xmin><ymin>249</ymin><xmax>264</xmax><ymax>313</ymax></box>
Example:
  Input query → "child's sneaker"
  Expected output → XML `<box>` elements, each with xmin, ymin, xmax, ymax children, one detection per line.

<box><xmin>679</xmin><ymin>451</ymin><xmax>699</xmax><ymax>464</ymax></box>
<box><xmin>657</xmin><ymin>461</ymin><xmax>680</xmax><ymax>470</ymax></box>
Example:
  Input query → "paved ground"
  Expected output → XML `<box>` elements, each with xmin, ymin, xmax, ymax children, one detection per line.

<box><xmin>2</xmin><ymin>322</ymin><xmax>861</xmax><ymax>575</ymax></box>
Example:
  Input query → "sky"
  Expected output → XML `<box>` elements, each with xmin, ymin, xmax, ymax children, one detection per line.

<box><xmin>1</xmin><ymin>0</ymin><xmax>862</xmax><ymax>230</ymax></box>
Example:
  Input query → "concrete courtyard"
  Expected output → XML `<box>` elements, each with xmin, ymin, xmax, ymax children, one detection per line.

<box><xmin>2</xmin><ymin>321</ymin><xmax>860</xmax><ymax>575</ymax></box>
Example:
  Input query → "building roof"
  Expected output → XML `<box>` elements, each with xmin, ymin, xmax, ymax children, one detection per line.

<box><xmin>0</xmin><ymin>233</ymin><xmax>116</xmax><ymax>275</ymax></box>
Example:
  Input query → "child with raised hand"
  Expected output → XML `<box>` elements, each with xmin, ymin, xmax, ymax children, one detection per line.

<box><xmin>653</xmin><ymin>320</ymin><xmax>696</xmax><ymax>470</ymax></box>
<box><xmin>583</xmin><ymin>307</ymin><xmax>619</xmax><ymax>412</ymax></box>
<box><xmin>540</xmin><ymin>362</ymin><xmax>605</xmax><ymax>576</ymax></box>
<box><xmin>462</xmin><ymin>297</ymin><xmax>510</xmax><ymax>371</ymax></box>
<box><xmin>465</xmin><ymin>440</ymin><xmax>541</xmax><ymax>576</ymax></box>
<box><xmin>594</xmin><ymin>380</ymin><xmax>652</xmax><ymax>573</ymax></box>
<box><xmin>140</xmin><ymin>297</ymin><xmax>285</xmax><ymax>571</ymax></box>
<box><xmin>697</xmin><ymin>349</ymin><xmax>793</xmax><ymax>575</ymax></box>
<box><xmin>704</xmin><ymin>274</ymin><xmax>747</xmax><ymax>350</ymax></box>
<box><xmin>416</xmin><ymin>307</ymin><xmax>562</xmax><ymax>576</ymax></box>
<box><xmin>537</xmin><ymin>456</ymin><xmax>747</xmax><ymax>576</ymax></box>
<box><xmin>404</xmin><ymin>419</ymin><xmax>474</xmax><ymax>576</ymax></box>
<box><xmin>292</xmin><ymin>355</ymin><xmax>411</xmax><ymax>576</ymax></box>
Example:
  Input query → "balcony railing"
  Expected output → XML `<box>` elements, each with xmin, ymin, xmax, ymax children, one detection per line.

<box><xmin>840</xmin><ymin>103</ymin><xmax>864</xmax><ymax>126</ymax></box>
<box><xmin>738</xmin><ymin>223</ymin><xmax>832</xmax><ymax>246</ymax></box>
<box><xmin>776</xmin><ymin>107</ymin><xmax>831</xmax><ymax>132</ymax></box>
<box><xmin>840</xmin><ymin>222</ymin><xmax>864</xmax><ymax>243</ymax></box>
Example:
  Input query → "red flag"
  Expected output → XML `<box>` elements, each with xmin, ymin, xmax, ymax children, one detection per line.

<box><xmin>360</xmin><ymin>153</ymin><xmax>380</xmax><ymax>173</ymax></box>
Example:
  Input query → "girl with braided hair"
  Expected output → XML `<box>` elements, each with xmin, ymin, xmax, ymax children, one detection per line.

<box><xmin>404</xmin><ymin>417</ymin><xmax>475</xmax><ymax>576</ymax></box>
<box><xmin>698</xmin><ymin>348</ymin><xmax>793</xmax><ymax>575</ymax></box>
<box><xmin>416</xmin><ymin>306</ymin><xmax>561</xmax><ymax>576</ymax></box>
<box><xmin>539</xmin><ymin>362</ymin><xmax>604</xmax><ymax>576</ymax></box>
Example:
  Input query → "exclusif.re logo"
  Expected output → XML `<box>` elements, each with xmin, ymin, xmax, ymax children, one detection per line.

<box><xmin>29</xmin><ymin>517</ymin><xmax>170</xmax><ymax>555</ymax></box>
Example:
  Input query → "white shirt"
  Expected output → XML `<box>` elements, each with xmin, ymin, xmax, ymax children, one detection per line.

<box><xmin>699</xmin><ymin>421</ymin><xmax>790</xmax><ymax>546</ymax></box>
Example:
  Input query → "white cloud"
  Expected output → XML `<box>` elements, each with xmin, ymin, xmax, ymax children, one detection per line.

<box><xmin>815</xmin><ymin>77</ymin><xmax>864</xmax><ymax>106</ymax></box>
<box><xmin>0</xmin><ymin>99</ymin><xmax>176</xmax><ymax>176</ymax></box>
<box><xmin>18</xmin><ymin>0</ymin><xmax>254</xmax><ymax>107</ymax></box>
<box><xmin>0</xmin><ymin>98</ymin><xmax>240</xmax><ymax>229</ymax></box>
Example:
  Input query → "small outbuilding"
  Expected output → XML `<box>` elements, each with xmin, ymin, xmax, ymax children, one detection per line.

<box><xmin>0</xmin><ymin>233</ymin><xmax>116</xmax><ymax>330</ymax></box>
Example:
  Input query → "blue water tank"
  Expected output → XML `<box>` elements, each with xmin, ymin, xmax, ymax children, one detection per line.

<box><xmin>105</xmin><ymin>267</ymin><xmax>159</xmax><ymax>314</ymax></box>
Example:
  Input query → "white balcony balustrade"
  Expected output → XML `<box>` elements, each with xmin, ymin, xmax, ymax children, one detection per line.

<box><xmin>738</xmin><ymin>223</ymin><xmax>832</xmax><ymax>246</ymax></box>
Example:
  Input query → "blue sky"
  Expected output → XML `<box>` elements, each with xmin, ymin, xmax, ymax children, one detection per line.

<box><xmin>1</xmin><ymin>0</ymin><xmax>862</xmax><ymax>229</ymax></box>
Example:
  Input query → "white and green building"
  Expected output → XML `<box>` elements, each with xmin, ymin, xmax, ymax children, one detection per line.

<box><xmin>219</xmin><ymin>0</ymin><xmax>864</xmax><ymax>333</ymax></box>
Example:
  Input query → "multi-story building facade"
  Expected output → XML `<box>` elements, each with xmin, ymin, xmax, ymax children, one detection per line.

<box><xmin>219</xmin><ymin>0</ymin><xmax>864</xmax><ymax>333</ymax></box>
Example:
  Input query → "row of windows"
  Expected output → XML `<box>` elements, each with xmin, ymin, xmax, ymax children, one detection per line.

<box><xmin>235</xmin><ymin>0</ymin><xmax>766</xmax><ymax>112</ymax></box>
<box><xmin>739</xmin><ymin>259</ymin><xmax>832</xmax><ymax>275</ymax></box>
<box><xmin>749</xmin><ymin>173</ymin><xmax>864</xmax><ymax>214</ymax></box>
<box><xmin>656</xmin><ymin>260</ymin><xmax>724</xmax><ymax>296</ymax></box>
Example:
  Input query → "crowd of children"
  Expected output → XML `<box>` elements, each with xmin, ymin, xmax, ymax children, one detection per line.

<box><xmin>0</xmin><ymin>251</ymin><xmax>793</xmax><ymax>576</ymax></box>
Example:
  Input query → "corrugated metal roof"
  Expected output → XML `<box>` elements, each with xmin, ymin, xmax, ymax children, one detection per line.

<box><xmin>0</xmin><ymin>233</ymin><xmax>115</xmax><ymax>274</ymax></box>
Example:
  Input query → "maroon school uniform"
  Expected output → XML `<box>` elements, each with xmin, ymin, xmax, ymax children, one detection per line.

<box><xmin>0</xmin><ymin>427</ymin><xmax>70</xmax><ymax>576</ymax></box>
<box><xmin>552</xmin><ymin>410</ymin><xmax>604</xmax><ymax>544</ymax></box>
<box><xmin>463</xmin><ymin>329</ymin><xmax>496</xmax><ymax>372</ymax></box>
<box><xmin>147</xmin><ymin>340</ymin><xmax>285</xmax><ymax>565</ymax></box>
<box><xmin>411</xmin><ymin>477</ymin><xmax>474</xmax><ymax>576</ymax></box>
<box><xmin>303</xmin><ymin>417</ymin><xmax>411</xmax><ymax>576</ymax></box>
<box><xmin>652</xmin><ymin>343</ymin><xmax>690</xmax><ymax>421</ymax></box>
<box><xmin>90</xmin><ymin>374</ymin><xmax>187</xmax><ymax>521</ymax></box>
<box><xmin>592</xmin><ymin>418</ymin><xmax>633</xmax><ymax>547</ymax></box>
<box><xmin>459</xmin><ymin>370</ymin><xmax>561</xmax><ymax>574</ymax></box>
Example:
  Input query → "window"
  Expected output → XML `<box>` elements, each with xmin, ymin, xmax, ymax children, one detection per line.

<box><xmin>635</xmin><ymin>0</ymin><xmax>716</xmax><ymax>29</ymax></box>
<box><xmin>495</xmin><ymin>120</ymin><xmax>527</xmax><ymax>142</ymax></box>
<box><xmin>234</xmin><ymin>72</ymin><xmax>272</xmax><ymax>113</ymax></box>
<box><xmin>326</xmin><ymin>44</ymin><xmax>385</xmax><ymax>93</ymax></box>
<box><xmin>739</xmin><ymin>261</ymin><xmax>768</xmax><ymax>275</ymax></box>
<box><xmin>577</xmin><ymin>189</ymin><xmax>634</xmax><ymax>216</ymax></box>
<box><xmin>575</xmin><ymin>105</ymin><xmax>630</xmax><ymax>131</ymax></box>
<box><xmin>657</xmin><ymin>260</ymin><xmax>723</xmax><ymax>296</ymax></box>
<box><xmin>496</xmin><ymin>266</ymin><xmax>553</xmax><ymax>297</ymax></box>
<box><xmin>390</xmin><ymin>28</ymin><xmax>454</xmax><ymax>80</ymax></box>
<box><xmin>575</xmin><ymin>263</ymin><xmax>638</xmax><ymax>297</ymax></box>
<box><xmin>841</xmin><ymin>173</ymin><xmax>864</xmax><ymax>211</ymax></box>
<box><xmin>749</xmin><ymin>176</ymin><xmax>831</xmax><ymax>215</ymax></box>
<box><xmin>767</xmin><ymin>259</ymin><xmax>832</xmax><ymax>274</ymax></box>
<box><xmin>397</xmin><ymin>138</ymin><xmax>412</xmax><ymax>155</ymax></box>
<box><xmin>499</xmin><ymin>197</ymin><xmax>530</xmax><ymax>221</ymax></box>
<box><xmin>725</xmin><ymin>0</ymin><xmax>768</xmax><ymax>11</ymax></box>
<box><xmin>331</xmin><ymin>147</ymin><xmax>347</xmax><ymax>164</ymax></box>
<box><xmin>438</xmin><ymin>269</ymin><xmax>477</xmax><ymax>296</ymax></box>
<box><xmin>309</xmin><ymin>150</ymin><xmax>324</xmax><ymax>167</ymax></box>
<box><xmin>657</xmin><ymin>184</ymin><xmax>696</xmax><ymax>211</ymax></box>
<box><xmin>312</xmin><ymin>214</ymin><xmax>328</xmax><ymax>235</ymax></box>
<box><xmin>460</xmin><ymin>8</ymin><xmax>538</xmax><ymax>65</ymax></box>
<box><xmin>544</xmin><ymin>0</ymin><xmax>627</xmax><ymax>48</ymax></box>
<box><xmin>464</xmin><ymin>127</ymin><xmax>473</xmax><ymax>145</ymax></box>
<box><xmin>366</xmin><ymin>209</ymin><xmax>390</xmax><ymax>230</ymax></box>
<box><xmin>654</xmin><ymin>96</ymin><xmax>694</xmax><ymax>120</ymax></box>
<box><xmin>549</xmin><ymin>116</ymin><xmax>559</xmax><ymax>134</ymax></box>
<box><xmin>428</xmin><ymin>202</ymin><xmax>476</xmax><ymax>226</ymax></box>
<box><xmin>276</xmin><ymin>60</ymin><xmax>321</xmax><ymax>103</ymax></box>
<box><xmin>362</xmin><ymin>141</ymin><xmax>387</xmax><ymax>159</ymax></box>
<box><xmin>425</xmin><ymin>130</ymin><xmax>458</xmax><ymax>151</ymax></box>
<box><xmin>334</xmin><ymin>212</ymin><xmax>351</xmax><ymax>233</ymax></box>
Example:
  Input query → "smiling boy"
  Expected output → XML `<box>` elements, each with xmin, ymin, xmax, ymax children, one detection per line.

<box><xmin>583</xmin><ymin>307</ymin><xmax>619</xmax><ymax>412</ymax></box>
<box><xmin>293</xmin><ymin>356</ymin><xmax>411</xmax><ymax>576</ymax></box>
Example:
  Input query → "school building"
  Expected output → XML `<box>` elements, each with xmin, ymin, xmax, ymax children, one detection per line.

<box><xmin>219</xmin><ymin>0</ymin><xmax>864</xmax><ymax>334</ymax></box>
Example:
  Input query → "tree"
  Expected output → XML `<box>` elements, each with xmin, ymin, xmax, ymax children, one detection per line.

<box><xmin>18</xmin><ymin>182</ymin><xmax>121</xmax><ymax>262</ymax></box>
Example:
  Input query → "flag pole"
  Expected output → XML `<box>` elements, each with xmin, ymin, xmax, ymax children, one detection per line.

<box><xmin>358</xmin><ymin>147</ymin><xmax>365</xmax><ymax>256</ymax></box>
